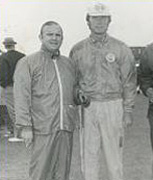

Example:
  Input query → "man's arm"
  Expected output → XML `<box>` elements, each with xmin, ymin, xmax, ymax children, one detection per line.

<box><xmin>120</xmin><ymin>46</ymin><xmax>137</xmax><ymax>127</ymax></box>
<box><xmin>70</xmin><ymin>48</ymin><xmax>90</xmax><ymax>107</ymax></box>
<box><xmin>14</xmin><ymin>57</ymin><xmax>33</xmax><ymax>147</ymax></box>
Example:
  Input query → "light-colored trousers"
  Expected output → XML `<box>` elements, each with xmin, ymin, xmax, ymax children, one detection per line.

<box><xmin>4</xmin><ymin>86</ymin><xmax>15</xmax><ymax>122</ymax></box>
<box><xmin>83</xmin><ymin>99</ymin><xmax>124</xmax><ymax>180</ymax></box>
<box><xmin>29</xmin><ymin>131</ymin><xmax>73</xmax><ymax>180</ymax></box>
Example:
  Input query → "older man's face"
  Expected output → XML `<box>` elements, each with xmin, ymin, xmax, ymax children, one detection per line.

<box><xmin>40</xmin><ymin>24</ymin><xmax>63</xmax><ymax>52</ymax></box>
<box><xmin>88</xmin><ymin>16</ymin><xmax>110</xmax><ymax>35</ymax></box>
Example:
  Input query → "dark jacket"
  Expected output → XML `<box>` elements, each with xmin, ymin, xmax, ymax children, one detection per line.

<box><xmin>139</xmin><ymin>44</ymin><xmax>153</xmax><ymax>96</ymax></box>
<box><xmin>0</xmin><ymin>50</ymin><xmax>25</xmax><ymax>88</ymax></box>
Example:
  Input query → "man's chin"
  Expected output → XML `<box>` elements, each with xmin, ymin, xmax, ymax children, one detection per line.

<box><xmin>95</xmin><ymin>30</ymin><xmax>107</xmax><ymax>34</ymax></box>
<box><xmin>50</xmin><ymin>45</ymin><xmax>61</xmax><ymax>51</ymax></box>
<box><xmin>47</xmin><ymin>47</ymin><xmax>59</xmax><ymax>52</ymax></box>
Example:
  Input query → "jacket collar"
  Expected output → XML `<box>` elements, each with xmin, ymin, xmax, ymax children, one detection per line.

<box><xmin>89</xmin><ymin>33</ymin><xmax>109</xmax><ymax>45</ymax></box>
<box><xmin>40</xmin><ymin>45</ymin><xmax>60</xmax><ymax>59</ymax></box>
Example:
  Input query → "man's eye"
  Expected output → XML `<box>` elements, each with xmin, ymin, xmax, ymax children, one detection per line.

<box><xmin>56</xmin><ymin>34</ymin><xmax>61</xmax><ymax>37</ymax></box>
<box><xmin>47</xmin><ymin>33</ymin><xmax>53</xmax><ymax>36</ymax></box>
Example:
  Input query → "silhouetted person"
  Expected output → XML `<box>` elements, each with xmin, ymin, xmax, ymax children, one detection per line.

<box><xmin>0</xmin><ymin>37</ymin><xmax>25</xmax><ymax>141</ymax></box>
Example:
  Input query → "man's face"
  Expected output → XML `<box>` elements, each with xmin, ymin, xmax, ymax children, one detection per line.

<box><xmin>39</xmin><ymin>24</ymin><xmax>63</xmax><ymax>52</ymax></box>
<box><xmin>88</xmin><ymin>16</ymin><xmax>110</xmax><ymax>35</ymax></box>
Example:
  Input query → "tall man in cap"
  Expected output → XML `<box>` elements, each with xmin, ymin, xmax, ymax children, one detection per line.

<box><xmin>13</xmin><ymin>21</ymin><xmax>79</xmax><ymax>180</ymax></box>
<box><xmin>70</xmin><ymin>2</ymin><xmax>136</xmax><ymax>180</ymax></box>
<box><xmin>0</xmin><ymin>37</ymin><xmax>25</xmax><ymax>141</ymax></box>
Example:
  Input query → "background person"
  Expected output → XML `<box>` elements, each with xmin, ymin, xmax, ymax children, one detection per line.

<box><xmin>139</xmin><ymin>43</ymin><xmax>153</xmax><ymax>151</ymax></box>
<box><xmin>0</xmin><ymin>37</ymin><xmax>25</xmax><ymax>141</ymax></box>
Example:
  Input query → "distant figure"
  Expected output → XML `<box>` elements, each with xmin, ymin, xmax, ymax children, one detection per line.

<box><xmin>0</xmin><ymin>49</ymin><xmax>11</xmax><ymax>132</ymax></box>
<box><xmin>139</xmin><ymin>44</ymin><xmax>153</xmax><ymax>177</ymax></box>
<box><xmin>0</xmin><ymin>37</ymin><xmax>25</xmax><ymax>141</ymax></box>
<box><xmin>140</xmin><ymin>43</ymin><xmax>153</xmax><ymax>151</ymax></box>
<box><xmin>13</xmin><ymin>21</ymin><xmax>79</xmax><ymax>180</ymax></box>
<box><xmin>70</xmin><ymin>2</ymin><xmax>137</xmax><ymax>180</ymax></box>
<box><xmin>0</xmin><ymin>49</ymin><xmax>3</xmax><ymax>55</ymax></box>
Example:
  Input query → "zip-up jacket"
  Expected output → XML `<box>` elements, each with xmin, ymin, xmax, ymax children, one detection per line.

<box><xmin>14</xmin><ymin>47</ymin><xmax>79</xmax><ymax>134</ymax></box>
<box><xmin>70</xmin><ymin>35</ymin><xmax>137</xmax><ymax>112</ymax></box>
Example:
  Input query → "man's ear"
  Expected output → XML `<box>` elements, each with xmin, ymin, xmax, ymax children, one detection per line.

<box><xmin>39</xmin><ymin>34</ymin><xmax>42</xmax><ymax>42</ymax></box>
<box><xmin>87</xmin><ymin>20</ymin><xmax>91</xmax><ymax>30</ymax></box>
<box><xmin>87</xmin><ymin>20</ymin><xmax>89</xmax><ymax>26</ymax></box>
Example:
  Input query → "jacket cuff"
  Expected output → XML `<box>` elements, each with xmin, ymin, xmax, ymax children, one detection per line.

<box><xmin>124</xmin><ymin>105</ymin><xmax>134</xmax><ymax>113</ymax></box>
<box><xmin>16</xmin><ymin>124</ymin><xmax>32</xmax><ymax>130</ymax></box>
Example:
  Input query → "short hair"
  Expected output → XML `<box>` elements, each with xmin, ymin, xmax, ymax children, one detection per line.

<box><xmin>40</xmin><ymin>21</ymin><xmax>63</xmax><ymax>36</ymax></box>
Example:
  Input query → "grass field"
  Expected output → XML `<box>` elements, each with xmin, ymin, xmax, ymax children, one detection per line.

<box><xmin>0</xmin><ymin>94</ymin><xmax>152</xmax><ymax>180</ymax></box>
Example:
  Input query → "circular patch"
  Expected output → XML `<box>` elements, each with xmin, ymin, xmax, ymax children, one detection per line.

<box><xmin>105</xmin><ymin>53</ymin><xmax>116</xmax><ymax>63</ymax></box>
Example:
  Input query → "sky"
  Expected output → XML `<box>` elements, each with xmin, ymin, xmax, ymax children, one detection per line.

<box><xmin>1</xmin><ymin>0</ymin><xmax>153</xmax><ymax>56</ymax></box>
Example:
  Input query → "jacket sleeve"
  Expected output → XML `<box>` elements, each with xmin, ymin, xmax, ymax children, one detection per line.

<box><xmin>13</xmin><ymin>57</ymin><xmax>32</xmax><ymax>128</ymax></box>
<box><xmin>120</xmin><ymin>46</ymin><xmax>137</xmax><ymax>113</ymax></box>
<box><xmin>139</xmin><ymin>48</ymin><xmax>153</xmax><ymax>96</ymax></box>
<box><xmin>69</xmin><ymin>48</ymin><xmax>82</xmax><ymax>105</ymax></box>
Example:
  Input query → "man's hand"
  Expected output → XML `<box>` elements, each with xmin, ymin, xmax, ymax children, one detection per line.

<box><xmin>21</xmin><ymin>127</ymin><xmax>33</xmax><ymax>149</ymax></box>
<box><xmin>146</xmin><ymin>88</ymin><xmax>153</xmax><ymax>102</ymax></box>
<box><xmin>123</xmin><ymin>112</ymin><xmax>133</xmax><ymax>128</ymax></box>
<box><xmin>78</xmin><ymin>90</ymin><xmax>90</xmax><ymax>107</ymax></box>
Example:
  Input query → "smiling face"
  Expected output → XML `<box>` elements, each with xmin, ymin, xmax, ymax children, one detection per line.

<box><xmin>39</xmin><ymin>23</ymin><xmax>63</xmax><ymax>52</ymax></box>
<box><xmin>87</xmin><ymin>16</ymin><xmax>110</xmax><ymax>35</ymax></box>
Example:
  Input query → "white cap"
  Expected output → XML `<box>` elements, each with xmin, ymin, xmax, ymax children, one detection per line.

<box><xmin>87</xmin><ymin>2</ymin><xmax>111</xmax><ymax>16</ymax></box>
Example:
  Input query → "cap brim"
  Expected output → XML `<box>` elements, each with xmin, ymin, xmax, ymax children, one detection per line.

<box><xmin>88</xmin><ymin>13</ymin><xmax>111</xmax><ymax>16</ymax></box>
<box><xmin>3</xmin><ymin>42</ymin><xmax>17</xmax><ymax>45</ymax></box>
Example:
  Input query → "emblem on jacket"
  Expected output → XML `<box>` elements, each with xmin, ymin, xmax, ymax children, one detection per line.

<box><xmin>105</xmin><ymin>53</ymin><xmax>115</xmax><ymax>63</ymax></box>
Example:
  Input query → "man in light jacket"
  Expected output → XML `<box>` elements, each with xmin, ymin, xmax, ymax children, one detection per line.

<box><xmin>14</xmin><ymin>21</ymin><xmax>79</xmax><ymax>180</ymax></box>
<box><xmin>70</xmin><ymin>2</ymin><xmax>137</xmax><ymax>180</ymax></box>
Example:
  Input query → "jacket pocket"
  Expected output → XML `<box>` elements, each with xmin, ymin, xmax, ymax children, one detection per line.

<box><xmin>63</xmin><ymin>105</ymin><xmax>79</xmax><ymax>131</ymax></box>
